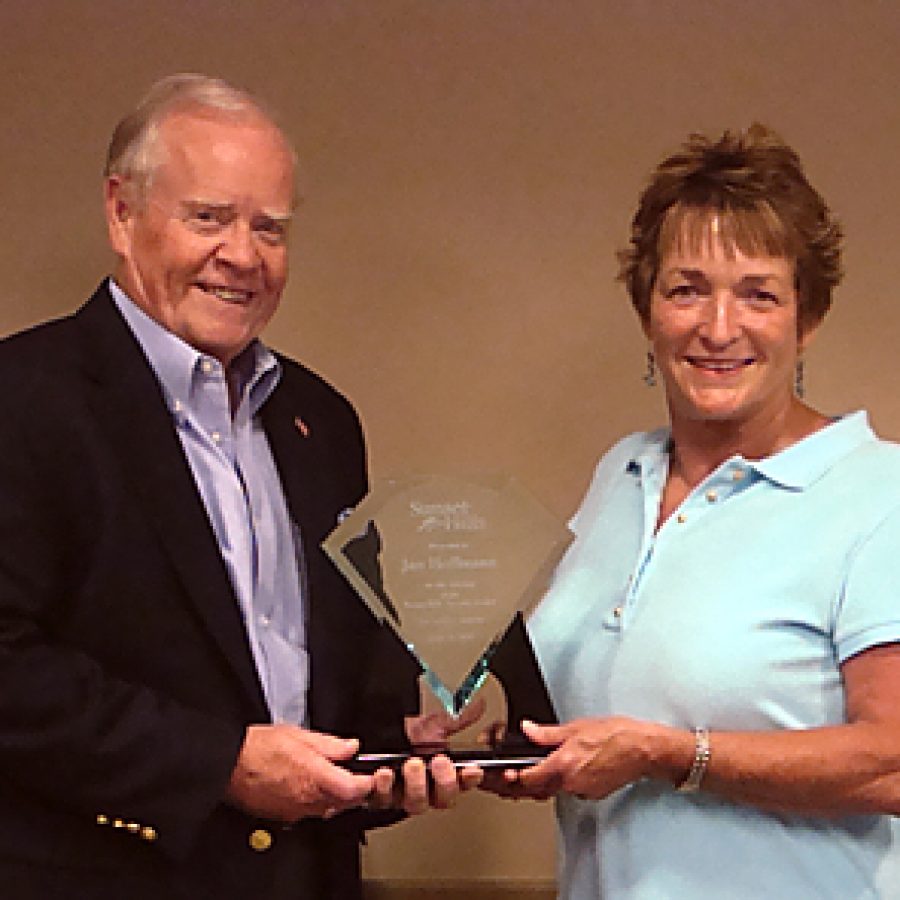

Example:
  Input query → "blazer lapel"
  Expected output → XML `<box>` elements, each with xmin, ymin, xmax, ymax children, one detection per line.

<box><xmin>258</xmin><ymin>370</ymin><xmax>358</xmax><ymax>578</ymax></box>
<box><xmin>73</xmin><ymin>286</ymin><xmax>269</xmax><ymax>717</ymax></box>
<box><xmin>258</xmin><ymin>384</ymin><xmax>320</xmax><ymax>533</ymax></box>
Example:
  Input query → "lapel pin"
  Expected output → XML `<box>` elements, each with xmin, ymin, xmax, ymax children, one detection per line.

<box><xmin>294</xmin><ymin>416</ymin><xmax>311</xmax><ymax>438</ymax></box>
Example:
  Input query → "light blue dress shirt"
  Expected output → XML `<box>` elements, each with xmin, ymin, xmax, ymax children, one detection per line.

<box><xmin>530</xmin><ymin>412</ymin><xmax>900</xmax><ymax>899</ymax></box>
<box><xmin>110</xmin><ymin>281</ymin><xmax>309</xmax><ymax>725</ymax></box>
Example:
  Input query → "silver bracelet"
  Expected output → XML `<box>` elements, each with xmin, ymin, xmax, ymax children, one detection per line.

<box><xmin>676</xmin><ymin>727</ymin><xmax>710</xmax><ymax>793</ymax></box>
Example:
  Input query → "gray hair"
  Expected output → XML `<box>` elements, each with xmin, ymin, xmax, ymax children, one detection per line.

<box><xmin>104</xmin><ymin>73</ymin><xmax>294</xmax><ymax>195</ymax></box>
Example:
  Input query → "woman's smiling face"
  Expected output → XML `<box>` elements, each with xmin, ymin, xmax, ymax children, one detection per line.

<box><xmin>646</xmin><ymin>227</ymin><xmax>814</xmax><ymax>430</ymax></box>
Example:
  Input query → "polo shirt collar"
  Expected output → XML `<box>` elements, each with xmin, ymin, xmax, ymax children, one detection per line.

<box><xmin>626</xmin><ymin>412</ymin><xmax>873</xmax><ymax>492</ymax></box>
<box><xmin>750</xmin><ymin>411</ymin><xmax>872</xmax><ymax>489</ymax></box>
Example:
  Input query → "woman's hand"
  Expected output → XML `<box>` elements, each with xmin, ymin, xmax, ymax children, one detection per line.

<box><xmin>486</xmin><ymin>717</ymin><xmax>691</xmax><ymax>802</ymax></box>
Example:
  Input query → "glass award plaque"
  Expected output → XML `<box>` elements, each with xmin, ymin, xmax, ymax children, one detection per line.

<box><xmin>322</xmin><ymin>474</ymin><xmax>572</xmax><ymax>770</ymax></box>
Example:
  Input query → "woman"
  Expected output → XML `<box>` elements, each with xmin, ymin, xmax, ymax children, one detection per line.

<box><xmin>499</xmin><ymin>125</ymin><xmax>900</xmax><ymax>897</ymax></box>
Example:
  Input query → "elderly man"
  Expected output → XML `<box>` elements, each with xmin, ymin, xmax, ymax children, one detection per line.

<box><xmin>0</xmin><ymin>74</ymin><xmax>464</xmax><ymax>900</ymax></box>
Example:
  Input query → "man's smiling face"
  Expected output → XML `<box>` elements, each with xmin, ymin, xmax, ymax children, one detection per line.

<box><xmin>106</xmin><ymin>107</ymin><xmax>295</xmax><ymax>366</ymax></box>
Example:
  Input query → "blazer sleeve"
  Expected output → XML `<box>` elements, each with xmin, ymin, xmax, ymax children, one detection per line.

<box><xmin>0</xmin><ymin>342</ymin><xmax>245</xmax><ymax>861</ymax></box>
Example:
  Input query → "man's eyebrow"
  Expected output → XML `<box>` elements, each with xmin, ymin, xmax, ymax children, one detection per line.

<box><xmin>255</xmin><ymin>210</ymin><xmax>293</xmax><ymax>224</ymax></box>
<box><xmin>180</xmin><ymin>199</ymin><xmax>234</xmax><ymax>210</ymax></box>
<box><xmin>179</xmin><ymin>200</ymin><xmax>293</xmax><ymax>222</ymax></box>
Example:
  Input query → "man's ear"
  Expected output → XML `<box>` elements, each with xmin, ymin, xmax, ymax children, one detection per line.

<box><xmin>104</xmin><ymin>175</ymin><xmax>136</xmax><ymax>258</ymax></box>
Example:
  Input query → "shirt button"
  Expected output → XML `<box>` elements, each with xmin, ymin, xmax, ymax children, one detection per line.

<box><xmin>612</xmin><ymin>605</ymin><xmax>623</xmax><ymax>618</ymax></box>
<box><xmin>259</xmin><ymin>614</ymin><xmax>271</xmax><ymax>627</ymax></box>
<box><xmin>732</xmin><ymin>469</ymin><xmax>745</xmax><ymax>482</ymax></box>
<box><xmin>677</xmin><ymin>513</ymin><xmax>687</xmax><ymax>524</ymax></box>
<box><xmin>173</xmin><ymin>399</ymin><xmax>184</xmax><ymax>413</ymax></box>
<box><xmin>705</xmin><ymin>490</ymin><xmax>718</xmax><ymax>502</ymax></box>
<box><xmin>211</xmin><ymin>431</ymin><xmax>222</xmax><ymax>443</ymax></box>
<box><xmin>201</xmin><ymin>359</ymin><xmax>216</xmax><ymax>375</ymax></box>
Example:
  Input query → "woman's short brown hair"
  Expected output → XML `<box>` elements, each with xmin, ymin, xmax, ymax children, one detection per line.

<box><xmin>617</xmin><ymin>124</ymin><xmax>842</xmax><ymax>333</ymax></box>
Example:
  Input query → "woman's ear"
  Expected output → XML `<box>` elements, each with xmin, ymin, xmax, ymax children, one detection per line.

<box><xmin>797</xmin><ymin>316</ymin><xmax>820</xmax><ymax>354</ymax></box>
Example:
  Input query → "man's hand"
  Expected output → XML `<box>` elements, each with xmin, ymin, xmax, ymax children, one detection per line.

<box><xmin>360</xmin><ymin>699</ymin><xmax>489</xmax><ymax>815</ymax></box>
<box><xmin>226</xmin><ymin>723</ymin><xmax>375</xmax><ymax>822</ymax></box>
<box><xmin>404</xmin><ymin>695</ymin><xmax>486</xmax><ymax>750</ymax></box>
<box><xmin>368</xmin><ymin>754</ymin><xmax>483</xmax><ymax>815</ymax></box>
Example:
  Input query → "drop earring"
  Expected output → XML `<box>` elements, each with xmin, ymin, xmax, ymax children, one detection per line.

<box><xmin>643</xmin><ymin>351</ymin><xmax>657</xmax><ymax>388</ymax></box>
<box><xmin>794</xmin><ymin>359</ymin><xmax>805</xmax><ymax>398</ymax></box>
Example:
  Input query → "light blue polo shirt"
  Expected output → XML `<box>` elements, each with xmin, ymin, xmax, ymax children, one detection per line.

<box><xmin>529</xmin><ymin>412</ymin><xmax>900</xmax><ymax>899</ymax></box>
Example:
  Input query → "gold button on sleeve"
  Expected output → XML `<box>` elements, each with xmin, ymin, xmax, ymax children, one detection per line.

<box><xmin>113</xmin><ymin>818</ymin><xmax>125</xmax><ymax>829</ymax></box>
<box><xmin>249</xmin><ymin>828</ymin><xmax>273</xmax><ymax>852</ymax></box>
<box><xmin>140</xmin><ymin>826</ymin><xmax>158</xmax><ymax>842</ymax></box>
<box><xmin>96</xmin><ymin>814</ymin><xmax>109</xmax><ymax>826</ymax></box>
<box><xmin>126</xmin><ymin>822</ymin><xmax>141</xmax><ymax>834</ymax></box>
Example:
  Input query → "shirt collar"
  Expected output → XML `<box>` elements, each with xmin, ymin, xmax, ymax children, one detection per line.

<box><xmin>750</xmin><ymin>411</ymin><xmax>873</xmax><ymax>489</ymax></box>
<box><xmin>626</xmin><ymin>412</ymin><xmax>874</xmax><ymax>492</ymax></box>
<box><xmin>107</xmin><ymin>278</ymin><xmax>281</xmax><ymax>416</ymax></box>
<box><xmin>628</xmin><ymin>428</ymin><xmax>671</xmax><ymax>481</ymax></box>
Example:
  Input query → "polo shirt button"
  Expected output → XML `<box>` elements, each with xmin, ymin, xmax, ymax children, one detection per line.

<box><xmin>732</xmin><ymin>469</ymin><xmax>745</xmax><ymax>481</ymax></box>
<box><xmin>705</xmin><ymin>490</ymin><xmax>718</xmax><ymax>502</ymax></box>
<box><xmin>250</xmin><ymin>828</ymin><xmax>274</xmax><ymax>852</ymax></box>
<box><xmin>677</xmin><ymin>513</ymin><xmax>687</xmax><ymax>524</ymax></box>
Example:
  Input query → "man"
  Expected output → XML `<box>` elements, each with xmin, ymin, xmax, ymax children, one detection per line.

<box><xmin>0</xmin><ymin>74</ymin><xmax>463</xmax><ymax>900</ymax></box>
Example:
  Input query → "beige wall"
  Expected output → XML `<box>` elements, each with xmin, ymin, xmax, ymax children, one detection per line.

<box><xmin>2</xmin><ymin>0</ymin><xmax>898</xmax><ymax>885</ymax></box>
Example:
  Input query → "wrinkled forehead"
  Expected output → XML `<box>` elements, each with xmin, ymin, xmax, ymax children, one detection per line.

<box><xmin>149</xmin><ymin>107</ymin><xmax>298</xmax><ymax>208</ymax></box>
<box><xmin>658</xmin><ymin>202</ymin><xmax>798</xmax><ymax>265</ymax></box>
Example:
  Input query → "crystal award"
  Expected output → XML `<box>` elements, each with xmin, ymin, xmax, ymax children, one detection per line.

<box><xmin>322</xmin><ymin>474</ymin><xmax>572</xmax><ymax>770</ymax></box>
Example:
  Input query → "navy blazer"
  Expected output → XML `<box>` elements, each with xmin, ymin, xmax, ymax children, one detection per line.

<box><xmin>0</xmin><ymin>283</ymin><xmax>400</xmax><ymax>899</ymax></box>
